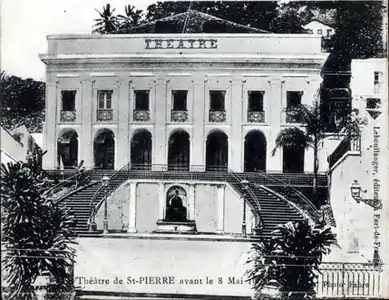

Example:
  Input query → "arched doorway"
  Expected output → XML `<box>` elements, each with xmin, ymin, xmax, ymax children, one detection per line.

<box><xmin>94</xmin><ymin>129</ymin><xmax>115</xmax><ymax>169</ymax></box>
<box><xmin>168</xmin><ymin>130</ymin><xmax>190</xmax><ymax>171</ymax></box>
<box><xmin>205</xmin><ymin>131</ymin><xmax>228</xmax><ymax>171</ymax></box>
<box><xmin>165</xmin><ymin>186</ymin><xmax>188</xmax><ymax>222</ymax></box>
<box><xmin>131</xmin><ymin>130</ymin><xmax>152</xmax><ymax>170</ymax></box>
<box><xmin>283</xmin><ymin>145</ymin><xmax>305</xmax><ymax>173</ymax></box>
<box><xmin>57</xmin><ymin>129</ymin><xmax>78</xmax><ymax>169</ymax></box>
<box><xmin>244</xmin><ymin>130</ymin><xmax>267</xmax><ymax>172</ymax></box>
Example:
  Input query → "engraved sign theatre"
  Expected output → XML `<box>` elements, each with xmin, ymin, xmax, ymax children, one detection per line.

<box><xmin>40</xmin><ymin>32</ymin><xmax>329</xmax><ymax>236</ymax></box>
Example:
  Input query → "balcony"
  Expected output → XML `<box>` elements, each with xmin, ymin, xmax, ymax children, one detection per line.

<box><xmin>209</xmin><ymin>110</ymin><xmax>226</xmax><ymax>123</ymax></box>
<box><xmin>285</xmin><ymin>109</ymin><xmax>302</xmax><ymax>124</ymax></box>
<box><xmin>247</xmin><ymin>111</ymin><xmax>265</xmax><ymax>123</ymax></box>
<box><xmin>60</xmin><ymin>110</ymin><xmax>76</xmax><ymax>122</ymax></box>
<box><xmin>133</xmin><ymin>110</ymin><xmax>150</xmax><ymax>122</ymax></box>
<box><xmin>171</xmin><ymin>110</ymin><xmax>188</xmax><ymax>122</ymax></box>
<box><xmin>97</xmin><ymin>109</ymin><xmax>113</xmax><ymax>121</ymax></box>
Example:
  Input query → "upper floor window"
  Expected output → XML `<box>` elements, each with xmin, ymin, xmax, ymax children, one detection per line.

<box><xmin>98</xmin><ymin>90</ymin><xmax>113</xmax><ymax>109</ymax></box>
<box><xmin>172</xmin><ymin>90</ymin><xmax>188</xmax><ymax>111</ymax></box>
<box><xmin>248</xmin><ymin>91</ymin><xmax>264</xmax><ymax>112</ymax></box>
<box><xmin>209</xmin><ymin>90</ymin><xmax>225</xmax><ymax>111</ymax></box>
<box><xmin>327</xmin><ymin>29</ymin><xmax>332</xmax><ymax>37</ymax></box>
<box><xmin>286</xmin><ymin>91</ymin><xmax>303</xmax><ymax>109</ymax></box>
<box><xmin>317</xmin><ymin>29</ymin><xmax>322</xmax><ymax>35</ymax></box>
<box><xmin>61</xmin><ymin>90</ymin><xmax>76</xmax><ymax>111</ymax></box>
<box><xmin>135</xmin><ymin>90</ymin><xmax>150</xmax><ymax>110</ymax></box>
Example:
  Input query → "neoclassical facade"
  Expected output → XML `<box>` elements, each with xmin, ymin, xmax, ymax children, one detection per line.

<box><xmin>41</xmin><ymin>33</ymin><xmax>328</xmax><ymax>173</ymax></box>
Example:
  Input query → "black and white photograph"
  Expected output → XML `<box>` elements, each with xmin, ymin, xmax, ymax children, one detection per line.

<box><xmin>0</xmin><ymin>0</ymin><xmax>388</xmax><ymax>299</ymax></box>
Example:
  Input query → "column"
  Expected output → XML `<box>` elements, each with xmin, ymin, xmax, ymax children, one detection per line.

<box><xmin>191</xmin><ymin>77</ymin><xmax>205</xmax><ymax>170</ymax></box>
<box><xmin>158</xmin><ymin>182</ymin><xmax>165</xmax><ymax>220</ymax></box>
<box><xmin>216</xmin><ymin>184</ymin><xmax>225</xmax><ymax>234</ymax></box>
<box><xmin>43</xmin><ymin>81</ymin><xmax>58</xmax><ymax>169</ymax></box>
<box><xmin>230</xmin><ymin>78</ymin><xmax>244</xmax><ymax>172</ymax></box>
<box><xmin>117</xmin><ymin>78</ymin><xmax>130</xmax><ymax>168</ymax></box>
<box><xmin>267</xmin><ymin>78</ymin><xmax>283</xmax><ymax>172</ymax></box>
<box><xmin>128</xmin><ymin>181</ymin><xmax>137</xmax><ymax>233</ymax></box>
<box><xmin>153</xmin><ymin>79</ymin><xmax>167</xmax><ymax>168</ymax></box>
<box><xmin>188</xmin><ymin>184</ymin><xmax>196</xmax><ymax>220</ymax></box>
<box><xmin>80</xmin><ymin>79</ymin><xmax>94</xmax><ymax>169</ymax></box>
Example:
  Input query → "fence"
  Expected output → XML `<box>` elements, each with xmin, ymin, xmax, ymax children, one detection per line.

<box><xmin>316</xmin><ymin>262</ymin><xmax>383</xmax><ymax>298</ymax></box>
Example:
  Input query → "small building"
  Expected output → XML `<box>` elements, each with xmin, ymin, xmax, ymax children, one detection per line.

<box><xmin>302</xmin><ymin>20</ymin><xmax>335</xmax><ymax>39</ymax></box>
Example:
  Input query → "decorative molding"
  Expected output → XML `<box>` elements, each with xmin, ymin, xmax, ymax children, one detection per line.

<box><xmin>133</xmin><ymin>110</ymin><xmax>150</xmax><ymax>122</ymax></box>
<box><xmin>96</xmin><ymin>109</ymin><xmax>113</xmax><ymax>121</ymax></box>
<box><xmin>171</xmin><ymin>110</ymin><xmax>188</xmax><ymax>122</ymax></box>
<box><xmin>167</xmin><ymin>73</ymin><xmax>192</xmax><ymax>77</ymax></box>
<box><xmin>56</xmin><ymin>73</ymin><xmax>79</xmax><ymax>78</ymax></box>
<box><xmin>90</xmin><ymin>72</ymin><xmax>116</xmax><ymax>77</ymax></box>
<box><xmin>247</xmin><ymin>111</ymin><xmax>265</xmax><ymax>123</ymax></box>
<box><xmin>209</xmin><ymin>110</ymin><xmax>226</xmax><ymax>123</ymax></box>
<box><xmin>130</xmin><ymin>72</ymin><xmax>154</xmax><ymax>77</ymax></box>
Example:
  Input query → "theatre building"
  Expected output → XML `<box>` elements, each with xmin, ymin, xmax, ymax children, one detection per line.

<box><xmin>40</xmin><ymin>24</ymin><xmax>329</xmax><ymax>238</ymax></box>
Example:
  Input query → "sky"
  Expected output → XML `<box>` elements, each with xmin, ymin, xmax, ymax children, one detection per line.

<box><xmin>0</xmin><ymin>0</ymin><xmax>155</xmax><ymax>81</ymax></box>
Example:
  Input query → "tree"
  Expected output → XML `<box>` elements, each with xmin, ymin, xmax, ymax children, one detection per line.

<box><xmin>93</xmin><ymin>4</ymin><xmax>118</xmax><ymax>34</ymax></box>
<box><xmin>272</xmin><ymin>99</ymin><xmax>325</xmax><ymax>203</ymax></box>
<box><xmin>246</xmin><ymin>219</ymin><xmax>337</xmax><ymax>299</ymax></box>
<box><xmin>117</xmin><ymin>4</ymin><xmax>144</xmax><ymax>31</ymax></box>
<box><xmin>1</xmin><ymin>158</ymin><xmax>77</xmax><ymax>299</ymax></box>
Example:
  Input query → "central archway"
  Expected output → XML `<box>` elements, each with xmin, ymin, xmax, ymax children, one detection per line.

<box><xmin>205</xmin><ymin>131</ymin><xmax>228</xmax><ymax>171</ymax></box>
<box><xmin>244</xmin><ymin>130</ymin><xmax>267</xmax><ymax>172</ymax></box>
<box><xmin>168</xmin><ymin>130</ymin><xmax>190</xmax><ymax>171</ymax></box>
<box><xmin>94</xmin><ymin>129</ymin><xmax>115</xmax><ymax>169</ymax></box>
<box><xmin>57</xmin><ymin>129</ymin><xmax>78</xmax><ymax>169</ymax></box>
<box><xmin>131</xmin><ymin>129</ymin><xmax>152</xmax><ymax>170</ymax></box>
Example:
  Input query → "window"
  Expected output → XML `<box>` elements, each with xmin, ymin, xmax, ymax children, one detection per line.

<box><xmin>61</xmin><ymin>90</ymin><xmax>76</xmax><ymax>111</ymax></box>
<box><xmin>374</xmin><ymin>72</ymin><xmax>382</xmax><ymax>85</ymax></box>
<box><xmin>134</xmin><ymin>90</ymin><xmax>150</xmax><ymax>110</ymax></box>
<box><xmin>366</xmin><ymin>98</ymin><xmax>381</xmax><ymax>109</ymax></box>
<box><xmin>209</xmin><ymin>90</ymin><xmax>225</xmax><ymax>111</ymax></box>
<box><xmin>317</xmin><ymin>29</ymin><xmax>322</xmax><ymax>35</ymax></box>
<box><xmin>327</xmin><ymin>29</ymin><xmax>332</xmax><ymax>37</ymax></box>
<box><xmin>248</xmin><ymin>91</ymin><xmax>264</xmax><ymax>112</ymax></box>
<box><xmin>287</xmin><ymin>91</ymin><xmax>303</xmax><ymax>109</ymax></box>
<box><xmin>97</xmin><ymin>90</ymin><xmax>113</xmax><ymax>109</ymax></box>
<box><xmin>172</xmin><ymin>90</ymin><xmax>188</xmax><ymax>111</ymax></box>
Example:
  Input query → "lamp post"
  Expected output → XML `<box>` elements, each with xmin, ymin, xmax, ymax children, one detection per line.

<box><xmin>240</xmin><ymin>179</ymin><xmax>249</xmax><ymax>236</ymax></box>
<box><xmin>102</xmin><ymin>175</ymin><xmax>109</xmax><ymax>234</ymax></box>
<box><xmin>350</xmin><ymin>180</ymin><xmax>382</xmax><ymax>210</ymax></box>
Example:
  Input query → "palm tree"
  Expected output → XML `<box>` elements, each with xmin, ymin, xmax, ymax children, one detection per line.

<box><xmin>117</xmin><ymin>5</ymin><xmax>144</xmax><ymax>29</ymax></box>
<box><xmin>246</xmin><ymin>219</ymin><xmax>337</xmax><ymax>299</ymax></box>
<box><xmin>93</xmin><ymin>4</ymin><xmax>118</xmax><ymax>34</ymax></box>
<box><xmin>272</xmin><ymin>99</ymin><xmax>325</xmax><ymax>202</ymax></box>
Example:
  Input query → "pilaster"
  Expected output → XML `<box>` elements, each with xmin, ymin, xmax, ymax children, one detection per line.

<box><xmin>80</xmin><ymin>79</ymin><xmax>94</xmax><ymax>169</ymax></box>
<box><xmin>153</xmin><ymin>78</ymin><xmax>167</xmax><ymax>167</ymax></box>
<box><xmin>191</xmin><ymin>76</ymin><xmax>206</xmax><ymax>170</ymax></box>
<box><xmin>230</xmin><ymin>78</ymin><xmax>244</xmax><ymax>172</ymax></box>
<box><xmin>117</xmin><ymin>78</ymin><xmax>130</xmax><ymax>168</ymax></box>
<box><xmin>268</xmin><ymin>77</ymin><xmax>284</xmax><ymax>172</ymax></box>
<box><xmin>216</xmin><ymin>184</ymin><xmax>225</xmax><ymax>234</ymax></box>
<box><xmin>43</xmin><ymin>80</ymin><xmax>58</xmax><ymax>169</ymax></box>
<box><xmin>128</xmin><ymin>181</ymin><xmax>137</xmax><ymax>233</ymax></box>
<box><xmin>158</xmin><ymin>182</ymin><xmax>165</xmax><ymax>220</ymax></box>
<box><xmin>188</xmin><ymin>184</ymin><xmax>196</xmax><ymax>220</ymax></box>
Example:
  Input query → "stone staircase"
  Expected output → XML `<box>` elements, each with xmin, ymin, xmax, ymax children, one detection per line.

<box><xmin>53</xmin><ymin>167</ymin><xmax>324</xmax><ymax>238</ymax></box>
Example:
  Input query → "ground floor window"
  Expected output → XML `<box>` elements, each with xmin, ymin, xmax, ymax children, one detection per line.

<box><xmin>57</xmin><ymin>129</ymin><xmax>78</xmax><ymax>168</ymax></box>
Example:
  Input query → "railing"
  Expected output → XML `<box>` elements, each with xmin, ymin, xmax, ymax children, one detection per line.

<box><xmin>247</xmin><ymin>111</ymin><xmax>265</xmax><ymax>123</ymax></box>
<box><xmin>133</xmin><ymin>110</ymin><xmax>150</xmax><ymax>121</ymax></box>
<box><xmin>88</xmin><ymin>163</ymin><xmax>131</xmax><ymax>226</ymax></box>
<box><xmin>285</xmin><ymin>109</ymin><xmax>302</xmax><ymax>123</ymax></box>
<box><xmin>96</xmin><ymin>109</ymin><xmax>113</xmax><ymax>121</ymax></box>
<box><xmin>43</xmin><ymin>167</ymin><xmax>96</xmax><ymax>201</ymax></box>
<box><xmin>328</xmin><ymin>134</ymin><xmax>361</xmax><ymax>169</ymax></box>
<box><xmin>60</xmin><ymin>110</ymin><xmax>76</xmax><ymax>122</ymax></box>
<box><xmin>171</xmin><ymin>110</ymin><xmax>188</xmax><ymax>122</ymax></box>
<box><xmin>209</xmin><ymin>110</ymin><xmax>226</xmax><ymax>122</ymax></box>
<box><xmin>250</xmin><ymin>170</ymin><xmax>321</xmax><ymax>221</ymax></box>
<box><xmin>316</xmin><ymin>262</ymin><xmax>383</xmax><ymax>298</ymax></box>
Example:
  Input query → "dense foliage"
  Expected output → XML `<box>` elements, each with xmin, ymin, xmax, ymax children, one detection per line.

<box><xmin>246</xmin><ymin>220</ymin><xmax>337</xmax><ymax>299</ymax></box>
<box><xmin>0</xmin><ymin>71</ymin><xmax>45</xmax><ymax>133</ymax></box>
<box><xmin>1</xmin><ymin>157</ymin><xmax>77</xmax><ymax>299</ymax></box>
